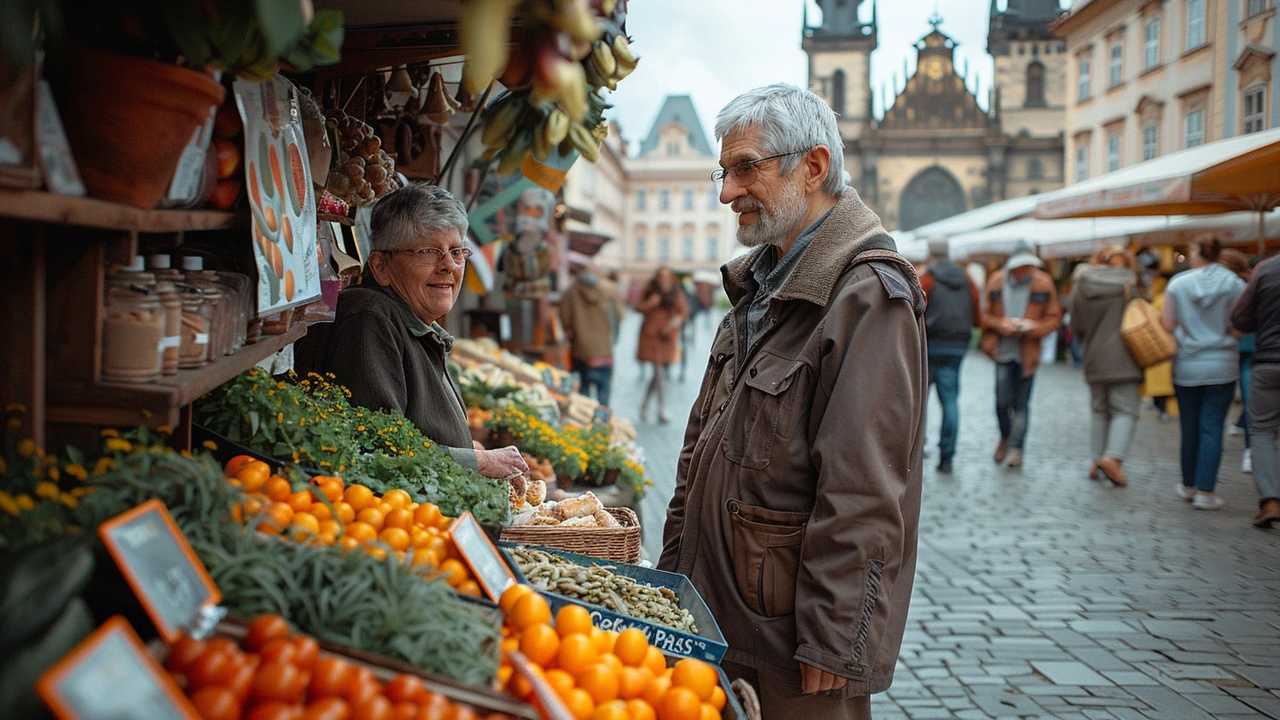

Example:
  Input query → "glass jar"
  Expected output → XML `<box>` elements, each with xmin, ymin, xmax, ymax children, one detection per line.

<box><xmin>216</xmin><ymin>270</ymin><xmax>252</xmax><ymax>353</ymax></box>
<box><xmin>102</xmin><ymin>284</ymin><xmax>164</xmax><ymax>383</ymax></box>
<box><xmin>178</xmin><ymin>285</ymin><xmax>212</xmax><ymax>369</ymax></box>
<box><xmin>181</xmin><ymin>256</ymin><xmax>228</xmax><ymax>359</ymax></box>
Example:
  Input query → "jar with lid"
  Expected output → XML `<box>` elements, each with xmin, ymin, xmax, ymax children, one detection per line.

<box><xmin>178</xmin><ymin>285</ymin><xmax>212</xmax><ymax>368</ymax></box>
<box><xmin>118</xmin><ymin>255</ymin><xmax>178</xmax><ymax>374</ymax></box>
<box><xmin>102</xmin><ymin>284</ymin><xmax>164</xmax><ymax>383</ymax></box>
<box><xmin>147</xmin><ymin>254</ymin><xmax>186</xmax><ymax>285</ymax></box>
<box><xmin>181</xmin><ymin>256</ymin><xmax>229</xmax><ymax>359</ymax></box>
<box><xmin>215</xmin><ymin>269</ymin><xmax>252</xmax><ymax>352</ymax></box>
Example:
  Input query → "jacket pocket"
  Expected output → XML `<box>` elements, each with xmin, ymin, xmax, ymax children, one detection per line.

<box><xmin>727</xmin><ymin>499</ymin><xmax>807</xmax><ymax>617</ymax></box>
<box><xmin>722</xmin><ymin>353</ymin><xmax>804</xmax><ymax>469</ymax></box>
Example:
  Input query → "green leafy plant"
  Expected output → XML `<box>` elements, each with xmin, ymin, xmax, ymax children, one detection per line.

<box><xmin>163</xmin><ymin>1</ymin><xmax>344</xmax><ymax>81</ymax></box>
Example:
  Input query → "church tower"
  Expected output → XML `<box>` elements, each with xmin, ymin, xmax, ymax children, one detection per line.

<box><xmin>803</xmin><ymin>0</ymin><xmax>877</xmax><ymax>142</ymax></box>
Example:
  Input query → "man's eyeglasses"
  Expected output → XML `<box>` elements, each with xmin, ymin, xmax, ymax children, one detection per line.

<box><xmin>711</xmin><ymin>149</ymin><xmax>809</xmax><ymax>187</ymax></box>
<box><xmin>383</xmin><ymin>247</ymin><xmax>473</xmax><ymax>266</ymax></box>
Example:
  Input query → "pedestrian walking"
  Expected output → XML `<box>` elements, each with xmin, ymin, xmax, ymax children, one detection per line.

<box><xmin>1220</xmin><ymin>249</ymin><xmax>1255</xmax><ymax>473</ymax></box>
<box><xmin>661</xmin><ymin>83</ymin><xmax>925</xmax><ymax>720</ymax></box>
<box><xmin>635</xmin><ymin>266</ymin><xmax>687</xmax><ymax>423</ymax></box>
<box><xmin>979</xmin><ymin>243</ymin><xmax>1063</xmax><ymax>468</ymax></box>
<box><xmin>920</xmin><ymin>235</ymin><xmax>980</xmax><ymax>475</ymax></box>
<box><xmin>1229</xmin><ymin>252</ymin><xmax>1280</xmax><ymax>528</ymax></box>
<box><xmin>1069</xmin><ymin>246</ymin><xmax>1144</xmax><ymax>487</ymax></box>
<box><xmin>560</xmin><ymin>265</ymin><xmax>616</xmax><ymax>407</ymax></box>
<box><xmin>1162</xmin><ymin>237</ymin><xmax>1246</xmax><ymax>510</ymax></box>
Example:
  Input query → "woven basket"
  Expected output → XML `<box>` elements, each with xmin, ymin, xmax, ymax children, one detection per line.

<box><xmin>1121</xmin><ymin>296</ymin><xmax>1177</xmax><ymax>368</ymax></box>
<box><xmin>500</xmin><ymin>507</ymin><xmax>641</xmax><ymax>563</ymax></box>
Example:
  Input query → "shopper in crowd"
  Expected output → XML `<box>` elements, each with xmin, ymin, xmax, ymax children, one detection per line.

<box><xmin>920</xmin><ymin>235</ymin><xmax>980</xmax><ymax>475</ymax></box>
<box><xmin>1221</xmin><ymin>249</ymin><xmax>1256</xmax><ymax>473</ymax></box>
<box><xmin>661</xmin><ymin>83</ymin><xmax>925</xmax><ymax>719</ymax></box>
<box><xmin>560</xmin><ymin>264</ymin><xmax>616</xmax><ymax>407</ymax></box>
<box><xmin>1070</xmin><ymin>245</ymin><xmax>1144</xmax><ymax>487</ymax></box>
<box><xmin>1162</xmin><ymin>237</ymin><xmax>1246</xmax><ymax>510</ymax></box>
<box><xmin>979</xmin><ymin>242</ymin><xmax>1063</xmax><ymax>468</ymax></box>
<box><xmin>1230</xmin><ymin>252</ymin><xmax>1280</xmax><ymax>528</ymax></box>
<box><xmin>635</xmin><ymin>266</ymin><xmax>688</xmax><ymax>423</ymax></box>
<box><xmin>296</xmin><ymin>184</ymin><xmax>528</xmax><ymax>480</ymax></box>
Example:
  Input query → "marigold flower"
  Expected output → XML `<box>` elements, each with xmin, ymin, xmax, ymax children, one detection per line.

<box><xmin>16</xmin><ymin>494</ymin><xmax>35</xmax><ymax>511</ymax></box>
<box><xmin>59</xmin><ymin>492</ymin><xmax>79</xmax><ymax>509</ymax></box>
<box><xmin>0</xmin><ymin>493</ymin><xmax>18</xmax><ymax>516</ymax></box>
<box><xmin>202</xmin><ymin>440</ymin><xmax>218</xmax><ymax>451</ymax></box>
<box><xmin>104</xmin><ymin>438</ymin><xmax>132</xmax><ymax>453</ymax></box>
<box><xmin>17</xmin><ymin>438</ymin><xmax>37</xmax><ymax>457</ymax></box>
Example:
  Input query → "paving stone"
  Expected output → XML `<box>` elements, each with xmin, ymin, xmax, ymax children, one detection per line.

<box><xmin>1184</xmin><ymin>692</ymin><xmax>1261</xmax><ymax>715</ymax></box>
<box><xmin>1240</xmin><ymin>696</ymin><xmax>1280</xmax><ymax>719</ymax></box>
<box><xmin>1030</xmin><ymin>662</ymin><xmax>1113</xmax><ymax>686</ymax></box>
<box><xmin>1067</xmin><ymin>620</ymin><xmax>1138</xmax><ymax>636</ymax></box>
<box><xmin>1100</xmin><ymin>671</ymin><xmax>1160</xmax><ymax>686</ymax></box>
<box><xmin>1146</xmin><ymin>662</ymin><xmax>1236</xmax><ymax>680</ymax></box>
<box><xmin>1125</xmin><ymin>686</ymin><xmax>1215</xmax><ymax>719</ymax></box>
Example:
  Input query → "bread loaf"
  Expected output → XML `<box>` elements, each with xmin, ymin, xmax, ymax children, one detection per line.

<box><xmin>525</xmin><ymin>479</ymin><xmax>547</xmax><ymax>506</ymax></box>
<box><xmin>553</xmin><ymin>492</ymin><xmax>603</xmax><ymax>520</ymax></box>
<box><xmin>593</xmin><ymin>510</ymin><xmax>620</xmax><ymax>528</ymax></box>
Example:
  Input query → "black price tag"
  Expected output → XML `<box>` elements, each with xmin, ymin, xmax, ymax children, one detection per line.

<box><xmin>98</xmin><ymin>499</ymin><xmax>221</xmax><ymax>643</ymax></box>
<box><xmin>38</xmin><ymin>616</ymin><xmax>198</xmax><ymax>720</ymax></box>
<box><xmin>449</xmin><ymin>512</ymin><xmax>517</xmax><ymax>602</ymax></box>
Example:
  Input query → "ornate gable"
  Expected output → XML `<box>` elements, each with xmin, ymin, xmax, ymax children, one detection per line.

<box><xmin>879</xmin><ymin>19</ymin><xmax>990</xmax><ymax>132</ymax></box>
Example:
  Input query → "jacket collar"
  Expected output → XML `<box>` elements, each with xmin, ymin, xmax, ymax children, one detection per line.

<box><xmin>722</xmin><ymin>186</ymin><xmax>893</xmax><ymax>306</ymax></box>
<box><xmin>362</xmin><ymin>280</ymin><xmax>455</xmax><ymax>352</ymax></box>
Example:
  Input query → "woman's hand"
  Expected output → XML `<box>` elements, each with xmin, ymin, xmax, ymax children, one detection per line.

<box><xmin>476</xmin><ymin>446</ymin><xmax>530</xmax><ymax>479</ymax></box>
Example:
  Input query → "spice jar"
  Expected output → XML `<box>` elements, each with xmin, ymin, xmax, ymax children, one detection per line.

<box><xmin>181</xmin><ymin>256</ymin><xmax>229</xmax><ymax>359</ymax></box>
<box><xmin>118</xmin><ymin>256</ymin><xmax>176</xmax><ymax>375</ymax></box>
<box><xmin>216</xmin><ymin>269</ymin><xmax>252</xmax><ymax>353</ymax></box>
<box><xmin>102</xmin><ymin>284</ymin><xmax>163</xmax><ymax>383</ymax></box>
<box><xmin>178</xmin><ymin>285</ymin><xmax>212</xmax><ymax>369</ymax></box>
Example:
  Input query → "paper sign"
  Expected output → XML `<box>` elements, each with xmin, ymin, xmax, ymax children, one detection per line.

<box><xmin>508</xmin><ymin>651</ymin><xmax>573</xmax><ymax>720</ymax></box>
<box><xmin>541</xmin><ymin>368</ymin><xmax>556</xmax><ymax>388</ymax></box>
<box><xmin>448</xmin><ymin>512</ymin><xmax>516</xmax><ymax>602</ymax></box>
<box><xmin>38</xmin><ymin>616</ymin><xmax>198</xmax><ymax>720</ymax></box>
<box><xmin>99</xmin><ymin>500</ymin><xmax>221</xmax><ymax>643</ymax></box>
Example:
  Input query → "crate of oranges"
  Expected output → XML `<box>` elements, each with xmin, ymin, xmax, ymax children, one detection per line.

<box><xmin>223</xmin><ymin>455</ymin><xmax>488</xmax><ymax>599</ymax></box>
<box><xmin>495</xmin><ymin>585</ymin><xmax>748</xmax><ymax>720</ymax></box>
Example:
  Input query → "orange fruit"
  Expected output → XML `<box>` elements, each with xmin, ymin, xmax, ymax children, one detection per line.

<box><xmin>234</xmin><ymin>460</ymin><xmax>271</xmax><ymax>492</ymax></box>
<box><xmin>591</xmin><ymin>629</ymin><xmax>616</xmax><ymax>654</ymax></box>
<box><xmin>264</xmin><ymin>476</ymin><xmax>293</xmax><ymax>502</ymax></box>
<box><xmin>671</xmin><ymin>659</ymin><xmax>717</xmax><ymax>702</ymax></box>
<box><xmin>364</xmin><ymin>545</ymin><xmax>388</xmax><ymax>561</ymax></box>
<box><xmin>501</xmin><ymin>636</ymin><xmax>520</xmax><ymax>656</ymax></box>
<box><xmin>426</xmin><ymin>536</ymin><xmax>450</xmax><ymax>560</ymax></box>
<box><xmin>618</xmin><ymin>666</ymin><xmax>653</xmax><ymax>700</ymax></box>
<box><xmin>556</xmin><ymin>633</ymin><xmax>598</xmax><ymax>677</ymax></box>
<box><xmin>510</xmin><ymin>664</ymin><xmax>544</xmax><ymax>701</ymax></box>
<box><xmin>577</xmin><ymin>664</ymin><xmax>620</xmax><ymax>705</ymax></box>
<box><xmin>643</xmin><ymin>646</ymin><xmax>667</xmax><ymax>677</ymax></box>
<box><xmin>411</xmin><ymin>548</ymin><xmax>440</xmax><ymax>569</ymax></box>
<box><xmin>240</xmin><ymin>495</ymin><xmax>265</xmax><ymax>520</ymax></box>
<box><xmin>597</xmin><ymin>653</ymin><xmax>623</xmax><ymax>674</ymax></box>
<box><xmin>288</xmin><ymin>490</ymin><xmax>314</xmax><ymax>513</ymax></box>
<box><xmin>384</xmin><ymin>508</ymin><xmax>414</xmax><ymax>531</ymax></box>
<box><xmin>413</xmin><ymin>503</ymin><xmax>443</xmax><ymax>529</ymax></box>
<box><xmin>438</xmin><ymin>558</ymin><xmax>468</xmax><ymax>588</ymax></box>
<box><xmin>509</xmin><ymin>592</ymin><xmax>552</xmax><ymax>631</ymax></box>
<box><xmin>311</xmin><ymin>531</ymin><xmax>337</xmax><ymax>547</ymax></box>
<box><xmin>500</xmin><ymin>584</ymin><xmax>536</xmax><ymax>615</ymax></box>
<box><xmin>378</xmin><ymin>502</ymin><xmax>394</xmax><ymax>516</ymax></box>
<box><xmin>497</xmin><ymin>665</ymin><xmax>514</xmax><ymax>688</ymax></box>
<box><xmin>410</xmin><ymin>526</ymin><xmax>432</xmax><ymax>549</ymax></box>
<box><xmin>382</xmin><ymin>489</ymin><xmax>412</xmax><ymax>510</ymax></box>
<box><xmin>224</xmin><ymin>455</ymin><xmax>258</xmax><ymax>475</ymax></box>
<box><xmin>555</xmin><ymin>605</ymin><xmax>594</xmax><ymax>638</ymax></box>
<box><xmin>356</xmin><ymin>507</ymin><xmax>385</xmax><ymax>530</ymax></box>
<box><xmin>257</xmin><ymin>502</ymin><xmax>294</xmax><ymax>534</ymax></box>
<box><xmin>708</xmin><ymin>686</ymin><xmax>726</xmax><ymax>712</ymax></box>
<box><xmin>456</xmin><ymin>580</ymin><xmax>482</xmax><ymax>597</ymax></box>
<box><xmin>613</xmin><ymin>628</ymin><xmax>649</xmax><ymax>667</ymax></box>
<box><xmin>519</xmin><ymin>623</ymin><xmax>561</xmax><ymax>667</ymax></box>
<box><xmin>562</xmin><ymin>687</ymin><xmax>595</xmax><ymax>720</ymax></box>
<box><xmin>590</xmin><ymin>700</ymin><xmax>630</xmax><ymax>720</ymax></box>
<box><xmin>699</xmin><ymin>703</ymin><xmax>718</xmax><ymax>720</ymax></box>
<box><xmin>317</xmin><ymin>519</ymin><xmax>339</xmax><ymax>537</ymax></box>
<box><xmin>308</xmin><ymin>503</ymin><xmax>333</xmax><ymax>521</ymax></box>
<box><xmin>658</xmin><ymin>686</ymin><xmax>702</xmax><ymax>720</ymax></box>
<box><xmin>344</xmin><ymin>521</ymin><xmax>378</xmax><ymax>544</ymax></box>
<box><xmin>378</xmin><ymin>527</ymin><xmax>411</xmax><ymax>552</ymax></box>
<box><xmin>338</xmin><ymin>536</ymin><xmax>361</xmax><ymax>553</ymax></box>
<box><xmin>344</xmin><ymin>485</ymin><xmax>377</xmax><ymax>512</ymax></box>
<box><xmin>641</xmin><ymin>676</ymin><xmax>671</xmax><ymax>709</ymax></box>
<box><xmin>334</xmin><ymin>502</ymin><xmax>356</xmax><ymax>524</ymax></box>
<box><xmin>545</xmin><ymin>669</ymin><xmax>576</xmax><ymax>698</ymax></box>
<box><xmin>312</xmin><ymin>476</ymin><xmax>345</xmax><ymax>502</ymax></box>
<box><xmin>290</xmin><ymin>511</ymin><xmax>320</xmax><ymax>536</ymax></box>
<box><xmin>626</xmin><ymin>699</ymin><xmax>658</xmax><ymax>720</ymax></box>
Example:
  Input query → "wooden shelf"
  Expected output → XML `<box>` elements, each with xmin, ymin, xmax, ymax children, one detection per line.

<box><xmin>0</xmin><ymin>189</ymin><xmax>248</xmax><ymax>233</ymax></box>
<box><xmin>47</xmin><ymin>323</ymin><xmax>308</xmax><ymax>427</ymax></box>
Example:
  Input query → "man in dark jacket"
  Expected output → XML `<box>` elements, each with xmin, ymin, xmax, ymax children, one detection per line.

<box><xmin>1230</xmin><ymin>255</ymin><xmax>1280</xmax><ymax>528</ymax></box>
<box><xmin>920</xmin><ymin>236</ymin><xmax>980</xmax><ymax>475</ymax></box>
<box><xmin>560</xmin><ymin>264</ymin><xmax>616</xmax><ymax>406</ymax></box>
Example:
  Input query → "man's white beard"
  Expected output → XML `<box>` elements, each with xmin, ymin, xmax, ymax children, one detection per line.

<box><xmin>734</xmin><ymin>179</ymin><xmax>807</xmax><ymax>248</ymax></box>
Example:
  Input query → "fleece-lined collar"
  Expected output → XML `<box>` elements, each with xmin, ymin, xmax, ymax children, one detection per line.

<box><xmin>722</xmin><ymin>186</ymin><xmax>895</xmax><ymax>306</ymax></box>
<box><xmin>360</xmin><ymin>281</ymin><xmax>455</xmax><ymax>352</ymax></box>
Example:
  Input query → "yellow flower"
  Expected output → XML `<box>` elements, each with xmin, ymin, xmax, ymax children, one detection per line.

<box><xmin>17</xmin><ymin>438</ymin><xmax>37</xmax><ymax>457</ymax></box>
<box><xmin>58</xmin><ymin>492</ymin><xmax>79</xmax><ymax>509</ymax></box>
<box><xmin>71</xmin><ymin>487</ymin><xmax>94</xmax><ymax>498</ymax></box>
<box><xmin>299</xmin><ymin>418</ymin><xmax>305</xmax><ymax>427</ymax></box>
<box><xmin>100</xmin><ymin>428</ymin><xmax>119</xmax><ymax>437</ymax></box>
<box><xmin>0</xmin><ymin>493</ymin><xmax>18</xmax><ymax>516</ymax></box>
<box><xmin>277</xmin><ymin>413</ymin><xmax>284</xmax><ymax>423</ymax></box>
<box><xmin>157</xmin><ymin>425</ymin><xmax>174</xmax><ymax>435</ymax></box>
<box><xmin>104</xmin><ymin>438</ymin><xmax>133</xmax><ymax>453</ymax></box>
<box><xmin>92</xmin><ymin>457</ymin><xmax>115</xmax><ymax>475</ymax></box>
<box><xmin>47</xmin><ymin>466</ymin><xmax>60</xmax><ymax>481</ymax></box>
<box><xmin>180</xmin><ymin>449</ymin><xmax>192</xmax><ymax>458</ymax></box>
<box><xmin>141</xmin><ymin>409</ymin><xmax>152</xmax><ymax>418</ymax></box>
<box><xmin>16</xmin><ymin>494</ymin><xmax>35</xmax><ymax>511</ymax></box>
<box><xmin>202</xmin><ymin>440</ymin><xmax>218</xmax><ymax>451</ymax></box>
<box><xmin>5</xmin><ymin>403</ymin><xmax>26</xmax><ymax>413</ymax></box>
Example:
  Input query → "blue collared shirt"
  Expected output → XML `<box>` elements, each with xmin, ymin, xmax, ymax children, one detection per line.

<box><xmin>746</xmin><ymin>209</ymin><xmax>832</xmax><ymax>350</ymax></box>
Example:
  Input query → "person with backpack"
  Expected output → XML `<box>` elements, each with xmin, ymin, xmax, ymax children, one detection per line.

<box><xmin>921</xmin><ymin>236</ymin><xmax>981</xmax><ymax>475</ymax></box>
<box><xmin>1230</xmin><ymin>252</ymin><xmax>1280</xmax><ymax>528</ymax></box>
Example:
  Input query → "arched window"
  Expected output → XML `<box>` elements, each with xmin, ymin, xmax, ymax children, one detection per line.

<box><xmin>1027</xmin><ymin>157</ymin><xmax>1044</xmax><ymax>180</ymax></box>
<box><xmin>831</xmin><ymin>69</ymin><xmax>847</xmax><ymax>116</ymax></box>
<box><xmin>899</xmin><ymin>167</ymin><xmax>967</xmax><ymax>231</ymax></box>
<box><xmin>1025</xmin><ymin>62</ymin><xmax>1046</xmax><ymax>107</ymax></box>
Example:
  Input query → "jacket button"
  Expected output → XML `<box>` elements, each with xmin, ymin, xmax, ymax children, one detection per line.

<box><xmin>749</xmin><ymin>367</ymin><xmax>758</xmax><ymax>378</ymax></box>
<box><xmin>846</xmin><ymin>665</ymin><xmax>864</xmax><ymax>675</ymax></box>
<box><xmin>719</xmin><ymin>401</ymin><xmax>728</xmax><ymax>412</ymax></box>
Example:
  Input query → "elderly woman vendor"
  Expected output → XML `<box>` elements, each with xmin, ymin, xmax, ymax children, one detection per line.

<box><xmin>309</xmin><ymin>184</ymin><xmax>527</xmax><ymax>478</ymax></box>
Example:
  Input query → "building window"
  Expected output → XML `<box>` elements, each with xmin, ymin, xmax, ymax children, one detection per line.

<box><xmin>635</xmin><ymin>237</ymin><xmax>647</xmax><ymax>260</ymax></box>
<box><xmin>1143</xmin><ymin>120</ymin><xmax>1159</xmax><ymax>160</ymax></box>
<box><xmin>1078</xmin><ymin>57</ymin><xmax>1091</xmax><ymax>101</ymax></box>
<box><xmin>635</xmin><ymin>189</ymin><xmax>646</xmax><ymax>210</ymax></box>
<box><xmin>658</xmin><ymin>236</ymin><xmax>670</xmax><ymax>260</ymax></box>
<box><xmin>1248</xmin><ymin>0</ymin><xmax>1269</xmax><ymax>18</ymax></box>
<box><xmin>1025</xmin><ymin>62</ymin><xmax>1045</xmax><ymax>107</ymax></box>
<box><xmin>682</xmin><ymin>235</ymin><xmax>694</xmax><ymax>261</ymax></box>
<box><xmin>667</xmin><ymin>141</ymin><xmax>680</xmax><ymax>156</ymax></box>
<box><xmin>831</xmin><ymin>69</ymin><xmax>847</xmax><ymax>116</ymax></box>
<box><xmin>1075</xmin><ymin>145</ymin><xmax>1089</xmax><ymax>182</ymax></box>
<box><xmin>1107</xmin><ymin>133</ymin><xmax>1121</xmax><ymax>171</ymax></box>
<box><xmin>1244</xmin><ymin>86</ymin><xmax>1267</xmax><ymax>133</ymax></box>
<box><xmin>1143</xmin><ymin>18</ymin><xmax>1161</xmax><ymax>70</ymax></box>
<box><xmin>1185</xmin><ymin>107</ymin><xmax>1205</xmax><ymax>147</ymax></box>
<box><xmin>707</xmin><ymin>185</ymin><xmax>719</xmax><ymax>209</ymax></box>
<box><xmin>682</xmin><ymin>188</ymin><xmax>693</xmax><ymax>210</ymax></box>
<box><xmin>1027</xmin><ymin>157</ymin><xmax>1044</xmax><ymax>180</ymax></box>
<box><xmin>659</xmin><ymin>188</ymin><xmax>670</xmax><ymax>210</ymax></box>
<box><xmin>1186</xmin><ymin>0</ymin><xmax>1206</xmax><ymax>49</ymax></box>
<box><xmin>1109</xmin><ymin>41</ymin><xmax>1124</xmax><ymax>87</ymax></box>
<box><xmin>706</xmin><ymin>235</ymin><xmax>719</xmax><ymax>261</ymax></box>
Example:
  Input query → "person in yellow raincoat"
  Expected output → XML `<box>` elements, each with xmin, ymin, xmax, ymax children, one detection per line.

<box><xmin>1142</xmin><ymin>273</ymin><xmax>1177</xmax><ymax>420</ymax></box>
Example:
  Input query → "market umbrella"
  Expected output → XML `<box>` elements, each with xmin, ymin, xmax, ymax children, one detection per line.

<box><xmin>1035</xmin><ymin>126</ymin><xmax>1280</xmax><ymax>255</ymax></box>
<box><xmin>948</xmin><ymin>216</ymin><xmax>1179</xmax><ymax>261</ymax></box>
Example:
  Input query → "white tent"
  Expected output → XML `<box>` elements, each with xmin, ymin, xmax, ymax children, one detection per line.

<box><xmin>948</xmin><ymin>216</ymin><xmax>1183</xmax><ymax>260</ymax></box>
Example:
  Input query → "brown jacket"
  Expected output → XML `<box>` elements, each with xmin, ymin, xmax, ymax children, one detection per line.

<box><xmin>658</xmin><ymin>188</ymin><xmax>926</xmax><ymax>696</ymax></box>
<box><xmin>979</xmin><ymin>267</ymin><xmax>1063</xmax><ymax>376</ymax></box>
<box><xmin>636</xmin><ymin>290</ymin><xmax>688</xmax><ymax>365</ymax></box>
<box><xmin>560</xmin><ymin>279</ymin><xmax>615</xmax><ymax>363</ymax></box>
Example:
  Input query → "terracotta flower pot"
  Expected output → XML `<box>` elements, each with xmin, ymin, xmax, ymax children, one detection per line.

<box><xmin>61</xmin><ymin>44</ymin><xmax>226</xmax><ymax>209</ymax></box>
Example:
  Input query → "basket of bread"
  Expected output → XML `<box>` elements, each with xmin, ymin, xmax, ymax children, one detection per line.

<box><xmin>501</xmin><ymin>489</ymin><xmax>641</xmax><ymax>563</ymax></box>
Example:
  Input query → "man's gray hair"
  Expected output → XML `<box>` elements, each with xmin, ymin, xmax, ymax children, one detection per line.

<box><xmin>370</xmin><ymin>183</ymin><xmax>469</xmax><ymax>252</ymax></box>
<box><xmin>714</xmin><ymin>83</ymin><xmax>846</xmax><ymax>197</ymax></box>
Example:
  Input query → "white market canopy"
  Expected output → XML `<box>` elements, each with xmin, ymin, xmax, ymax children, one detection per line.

<box><xmin>907</xmin><ymin>193</ymin><xmax>1046</xmax><ymax>240</ymax></box>
<box><xmin>948</xmin><ymin>216</ymin><xmax>1184</xmax><ymax>260</ymax></box>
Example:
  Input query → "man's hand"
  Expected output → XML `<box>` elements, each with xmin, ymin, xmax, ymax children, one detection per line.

<box><xmin>475</xmin><ymin>446</ymin><xmax>530</xmax><ymax>478</ymax></box>
<box><xmin>998</xmin><ymin>317</ymin><xmax>1021</xmax><ymax>336</ymax></box>
<box><xmin>799</xmin><ymin>662</ymin><xmax>848</xmax><ymax>694</ymax></box>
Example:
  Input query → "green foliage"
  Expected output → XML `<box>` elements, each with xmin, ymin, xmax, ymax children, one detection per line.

<box><xmin>163</xmin><ymin>2</ymin><xmax>344</xmax><ymax>80</ymax></box>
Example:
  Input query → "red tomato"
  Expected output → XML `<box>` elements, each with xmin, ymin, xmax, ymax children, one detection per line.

<box><xmin>164</xmin><ymin>636</ymin><xmax>206</xmax><ymax>674</ymax></box>
<box><xmin>260</xmin><ymin>637</ymin><xmax>300</xmax><ymax>666</ymax></box>
<box><xmin>245</xmin><ymin>615</ymin><xmax>292</xmax><ymax>651</ymax></box>
<box><xmin>345</xmin><ymin>678</ymin><xmax>382</xmax><ymax>709</ymax></box>
<box><xmin>309</xmin><ymin>656</ymin><xmax>355</xmax><ymax>699</ymax></box>
<box><xmin>245</xmin><ymin>701</ymin><xmax>304</xmax><ymax>720</ymax></box>
<box><xmin>205</xmin><ymin>637</ymin><xmax>241</xmax><ymax>657</ymax></box>
<box><xmin>188</xmin><ymin>686</ymin><xmax>241</xmax><ymax>720</ymax></box>
<box><xmin>224</xmin><ymin>661</ymin><xmax>257</xmax><ymax>703</ymax></box>
<box><xmin>187</xmin><ymin>650</ymin><xmax>235</xmax><ymax>689</ymax></box>
<box><xmin>252</xmin><ymin>662</ymin><xmax>306</xmax><ymax>704</ymax></box>
<box><xmin>383</xmin><ymin>675</ymin><xmax>426</xmax><ymax>704</ymax></box>
<box><xmin>391</xmin><ymin>701</ymin><xmax>418</xmax><ymax>720</ymax></box>
<box><xmin>291</xmin><ymin>635</ymin><xmax>320</xmax><ymax>670</ymax></box>
<box><xmin>302</xmin><ymin>697</ymin><xmax>352</xmax><ymax>720</ymax></box>
<box><xmin>351</xmin><ymin>695</ymin><xmax>392</xmax><ymax>720</ymax></box>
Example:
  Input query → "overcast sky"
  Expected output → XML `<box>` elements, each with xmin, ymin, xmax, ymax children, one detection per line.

<box><xmin>608</xmin><ymin>0</ymin><xmax>1070</xmax><ymax>154</ymax></box>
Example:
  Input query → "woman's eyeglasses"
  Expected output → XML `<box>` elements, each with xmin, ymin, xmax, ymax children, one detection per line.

<box><xmin>711</xmin><ymin>149</ymin><xmax>809</xmax><ymax>187</ymax></box>
<box><xmin>385</xmin><ymin>247</ymin><xmax>473</xmax><ymax>266</ymax></box>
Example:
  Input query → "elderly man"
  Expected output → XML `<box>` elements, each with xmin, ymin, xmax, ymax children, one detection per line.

<box><xmin>299</xmin><ymin>184</ymin><xmax>527</xmax><ymax>479</ymax></box>
<box><xmin>920</xmin><ymin>236</ymin><xmax>981</xmax><ymax>475</ymax></box>
<box><xmin>659</xmin><ymin>83</ymin><xmax>926</xmax><ymax>719</ymax></box>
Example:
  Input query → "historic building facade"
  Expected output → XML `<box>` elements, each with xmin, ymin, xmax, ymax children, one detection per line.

<box><xmin>803</xmin><ymin>0</ymin><xmax>1067</xmax><ymax>231</ymax></box>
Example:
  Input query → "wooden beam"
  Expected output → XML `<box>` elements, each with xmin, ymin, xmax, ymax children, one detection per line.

<box><xmin>0</xmin><ymin>225</ymin><xmax>46</xmax><ymax>446</ymax></box>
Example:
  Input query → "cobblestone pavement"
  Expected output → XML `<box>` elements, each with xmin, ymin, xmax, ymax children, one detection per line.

<box><xmin>609</xmin><ymin>312</ymin><xmax>1280</xmax><ymax>719</ymax></box>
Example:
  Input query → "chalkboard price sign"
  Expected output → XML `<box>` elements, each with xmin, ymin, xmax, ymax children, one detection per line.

<box><xmin>449</xmin><ymin>512</ymin><xmax>517</xmax><ymax>602</ymax></box>
<box><xmin>98</xmin><ymin>499</ymin><xmax>221</xmax><ymax>643</ymax></box>
<box><xmin>38</xmin><ymin>616</ymin><xmax>198</xmax><ymax>720</ymax></box>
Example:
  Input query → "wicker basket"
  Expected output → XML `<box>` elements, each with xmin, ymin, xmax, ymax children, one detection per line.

<box><xmin>500</xmin><ymin>507</ymin><xmax>641</xmax><ymax>563</ymax></box>
<box><xmin>1121</xmin><ymin>296</ymin><xmax>1177</xmax><ymax>368</ymax></box>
